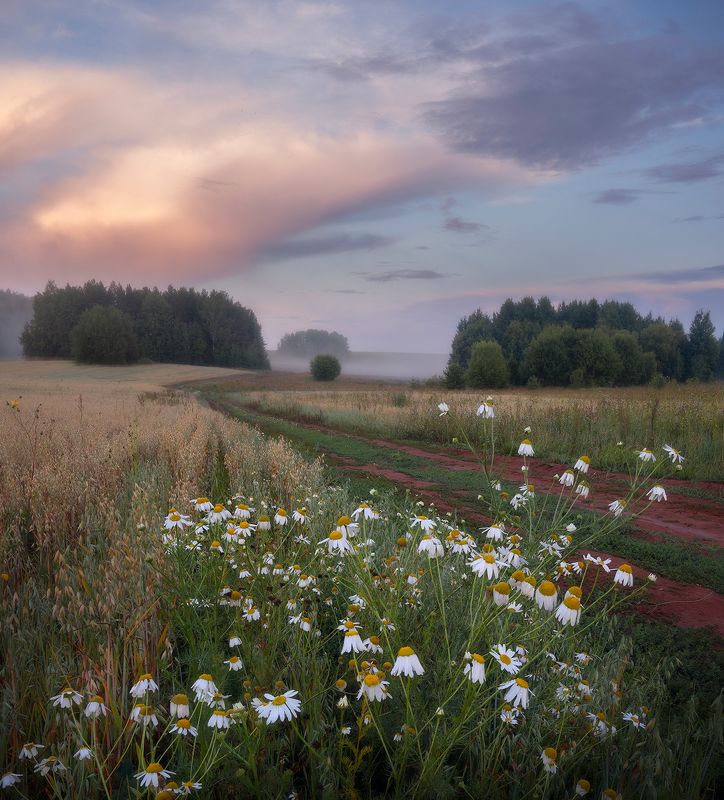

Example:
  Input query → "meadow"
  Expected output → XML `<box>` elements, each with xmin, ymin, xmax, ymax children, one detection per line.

<box><xmin>0</xmin><ymin>361</ymin><xmax>722</xmax><ymax>799</ymax></box>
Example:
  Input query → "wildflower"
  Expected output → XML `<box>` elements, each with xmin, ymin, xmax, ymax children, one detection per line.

<box><xmin>207</xmin><ymin>503</ymin><xmax>232</xmax><ymax>524</ymax></box>
<box><xmin>464</xmin><ymin>653</ymin><xmax>486</xmax><ymax>684</ymax></box>
<box><xmin>256</xmin><ymin>690</ymin><xmax>301</xmax><ymax>724</ymax></box>
<box><xmin>135</xmin><ymin>763</ymin><xmax>173</xmax><ymax>788</ymax></box>
<box><xmin>558</xmin><ymin>469</ymin><xmax>575</xmax><ymax>488</ymax></box>
<box><xmin>51</xmin><ymin>687</ymin><xmax>83</xmax><ymax>709</ymax></box>
<box><xmin>490</xmin><ymin>644</ymin><xmax>522</xmax><ymax>675</ymax></box>
<box><xmin>243</xmin><ymin>606</ymin><xmax>260</xmax><ymax>622</ymax></box>
<box><xmin>556</xmin><ymin>596</ymin><xmax>582</xmax><ymax>626</ymax></box>
<box><xmin>74</xmin><ymin>747</ymin><xmax>93</xmax><ymax>761</ymax></box>
<box><xmin>207</xmin><ymin>709</ymin><xmax>231</xmax><ymax>730</ymax></box>
<box><xmin>35</xmin><ymin>757</ymin><xmax>66</xmax><ymax>776</ymax></box>
<box><xmin>341</xmin><ymin>629</ymin><xmax>365</xmax><ymax>654</ymax></box>
<box><xmin>647</xmin><ymin>485</ymin><xmax>667</xmax><ymax>502</ymax></box>
<box><xmin>131</xmin><ymin>704</ymin><xmax>159</xmax><ymax>727</ymax></box>
<box><xmin>85</xmin><ymin>695</ymin><xmax>107</xmax><ymax>719</ymax></box>
<box><xmin>168</xmin><ymin>693</ymin><xmax>189</xmax><ymax>718</ymax></box>
<box><xmin>418</xmin><ymin>535</ymin><xmax>444</xmax><ymax>558</ymax></box>
<box><xmin>540</xmin><ymin>747</ymin><xmax>557</xmax><ymax>774</ymax></box>
<box><xmin>320</xmin><ymin>529</ymin><xmax>354</xmax><ymax>554</ymax></box>
<box><xmin>575</xmin><ymin>778</ymin><xmax>591</xmax><ymax>796</ymax></box>
<box><xmin>224</xmin><ymin>656</ymin><xmax>243</xmax><ymax>671</ymax></box>
<box><xmin>168</xmin><ymin>717</ymin><xmax>198</xmax><ymax>737</ymax></box>
<box><xmin>130</xmin><ymin>674</ymin><xmax>158</xmax><ymax>698</ymax></box>
<box><xmin>19</xmin><ymin>743</ymin><xmax>44</xmax><ymax>760</ymax></box>
<box><xmin>164</xmin><ymin>509</ymin><xmax>192</xmax><ymax>530</ymax></box>
<box><xmin>352</xmin><ymin>502</ymin><xmax>378</xmax><ymax>520</ymax></box>
<box><xmin>648</xmin><ymin>573</ymin><xmax>657</xmax><ymax>582</ymax></box>
<box><xmin>574</xmin><ymin>455</ymin><xmax>590</xmax><ymax>473</ymax></box>
<box><xmin>274</xmin><ymin>508</ymin><xmax>288</xmax><ymax>525</ymax></box>
<box><xmin>613</xmin><ymin>563</ymin><xmax>634</xmax><ymax>587</ymax></box>
<box><xmin>622</xmin><ymin>710</ymin><xmax>645</xmax><ymax>729</ymax></box>
<box><xmin>335</xmin><ymin>515</ymin><xmax>359</xmax><ymax>536</ymax></box>
<box><xmin>438</xmin><ymin>402</ymin><xmax>449</xmax><ymax>416</ymax></box>
<box><xmin>192</xmin><ymin>497</ymin><xmax>213</xmax><ymax>512</ymax></box>
<box><xmin>256</xmin><ymin>514</ymin><xmax>271</xmax><ymax>530</ymax></box>
<box><xmin>180</xmin><ymin>779</ymin><xmax>202</xmax><ymax>793</ymax></box>
<box><xmin>337</xmin><ymin>695</ymin><xmax>349</xmax><ymax>709</ymax></box>
<box><xmin>518</xmin><ymin>439</ymin><xmax>534</xmax><ymax>457</ymax></box>
<box><xmin>535</xmin><ymin>580</ymin><xmax>558</xmax><ymax>611</ymax></box>
<box><xmin>391</xmin><ymin>646</ymin><xmax>424</xmax><ymax>677</ymax></box>
<box><xmin>585</xmin><ymin>554</ymin><xmax>611</xmax><ymax>572</ymax></box>
<box><xmin>234</xmin><ymin>503</ymin><xmax>253</xmax><ymax>519</ymax></box>
<box><xmin>637</xmin><ymin>447</ymin><xmax>656</xmax><ymax>462</ymax></box>
<box><xmin>575</xmin><ymin>481</ymin><xmax>590</xmax><ymax>499</ymax></box>
<box><xmin>357</xmin><ymin>673</ymin><xmax>390</xmax><ymax>702</ymax></box>
<box><xmin>476</xmin><ymin>399</ymin><xmax>494</xmax><ymax>419</ymax></box>
<box><xmin>499</xmin><ymin>677</ymin><xmax>532</xmax><ymax>708</ymax></box>
<box><xmin>292</xmin><ymin>507</ymin><xmax>308</xmax><ymax>523</ymax></box>
<box><xmin>520</xmin><ymin>574</ymin><xmax>536</xmax><ymax>598</ymax></box>
<box><xmin>608</xmin><ymin>499</ymin><xmax>626</xmax><ymax>517</ymax></box>
<box><xmin>492</xmin><ymin>581</ymin><xmax>510</xmax><ymax>606</ymax></box>
<box><xmin>207</xmin><ymin>692</ymin><xmax>230</xmax><ymax>709</ymax></box>
<box><xmin>411</xmin><ymin>515</ymin><xmax>436</xmax><ymax>531</ymax></box>
<box><xmin>191</xmin><ymin>674</ymin><xmax>218</xmax><ymax>701</ymax></box>
<box><xmin>499</xmin><ymin>704</ymin><xmax>520</xmax><ymax>725</ymax></box>
<box><xmin>0</xmin><ymin>773</ymin><xmax>22</xmax><ymax>788</ymax></box>
<box><xmin>663</xmin><ymin>444</ymin><xmax>684</xmax><ymax>463</ymax></box>
<box><xmin>469</xmin><ymin>552</ymin><xmax>500</xmax><ymax>580</ymax></box>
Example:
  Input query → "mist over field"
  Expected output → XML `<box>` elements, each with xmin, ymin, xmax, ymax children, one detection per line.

<box><xmin>0</xmin><ymin>291</ymin><xmax>32</xmax><ymax>359</ymax></box>
<box><xmin>269</xmin><ymin>350</ymin><xmax>447</xmax><ymax>380</ymax></box>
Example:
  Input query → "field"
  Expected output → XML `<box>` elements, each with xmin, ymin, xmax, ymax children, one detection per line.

<box><xmin>1</xmin><ymin>361</ymin><xmax>722</xmax><ymax>799</ymax></box>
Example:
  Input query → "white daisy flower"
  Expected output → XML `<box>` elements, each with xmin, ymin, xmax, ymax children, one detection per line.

<box><xmin>357</xmin><ymin>674</ymin><xmax>390</xmax><ymax>702</ymax></box>
<box><xmin>234</xmin><ymin>503</ymin><xmax>254</xmax><ymax>519</ymax></box>
<box><xmin>411</xmin><ymin>515</ymin><xmax>436</xmax><ymax>531</ymax></box>
<box><xmin>84</xmin><ymin>695</ymin><xmax>108</xmax><ymax>719</ymax></box>
<box><xmin>135</xmin><ymin>763</ymin><xmax>172</xmax><ymax>788</ymax></box>
<box><xmin>274</xmin><ymin>508</ymin><xmax>288</xmax><ymax>525</ymax></box>
<box><xmin>608</xmin><ymin>499</ymin><xmax>627</xmax><ymax>517</ymax></box>
<box><xmin>341</xmin><ymin>629</ymin><xmax>366</xmax><ymax>654</ymax></box>
<box><xmin>437</xmin><ymin>402</ymin><xmax>449</xmax><ymax>416</ymax></box>
<box><xmin>170</xmin><ymin>694</ymin><xmax>190</xmax><ymax>718</ymax></box>
<box><xmin>534</xmin><ymin>580</ymin><xmax>558</xmax><ymax>611</ymax></box>
<box><xmin>613</xmin><ymin>563</ymin><xmax>634</xmax><ymax>587</ymax></box>
<box><xmin>224</xmin><ymin>656</ymin><xmax>244</xmax><ymax>671</ymax></box>
<box><xmin>517</xmin><ymin>439</ymin><xmax>534</xmax><ymax>457</ymax></box>
<box><xmin>0</xmin><ymin>773</ymin><xmax>22</xmax><ymax>788</ymax></box>
<box><xmin>51</xmin><ymin>688</ymin><xmax>82</xmax><ymax>709</ymax></box>
<box><xmin>164</xmin><ymin>509</ymin><xmax>192</xmax><ymax>530</ymax></box>
<box><xmin>256</xmin><ymin>690</ymin><xmax>301</xmax><ymax>724</ymax></box>
<box><xmin>637</xmin><ymin>447</ymin><xmax>656</xmax><ymax>462</ymax></box>
<box><xmin>647</xmin><ymin>485</ymin><xmax>667</xmax><ymax>502</ymax></box>
<box><xmin>74</xmin><ymin>747</ymin><xmax>93</xmax><ymax>761</ymax></box>
<box><xmin>191</xmin><ymin>674</ymin><xmax>218</xmax><ymax>702</ymax></box>
<box><xmin>490</xmin><ymin>644</ymin><xmax>523</xmax><ymax>674</ymax></box>
<box><xmin>34</xmin><ymin>757</ymin><xmax>66</xmax><ymax>776</ymax></box>
<box><xmin>19</xmin><ymin>743</ymin><xmax>44</xmax><ymax>760</ymax></box>
<box><xmin>575</xmin><ymin>481</ymin><xmax>590</xmax><ymax>499</ymax></box>
<box><xmin>418</xmin><ymin>535</ymin><xmax>444</xmax><ymax>558</ymax></box>
<box><xmin>662</xmin><ymin>444</ymin><xmax>684</xmax><ymax>463</ymax></box>
<box><xmin>191</xmin><ymin>497</ymin><xmax>213</xmax><ymax>512</ymax></box>
<box><xmin>483</xmin><ymin>522</ymin><xmax>505</xmax><ymax>541</ymax></box>
<box><xmin>208</xmin><ymin>709</ymin><xmax>232</xmax><ymax>730</ymax></box>
<box><xmin>464</xmin><ymin>653</ymin><xmax>486</xmax><ymax>684</ymax></box>
<box><xmin>390</xmin><ymin>646</ymin><xmax>424</xmax><ymax>677</ymax></box>
<box><xmin>574</xmin><ymin>455</ymin><xmax>591</xmax><ymax>473</ymax></box>
<box><xmin>555</xmin><ymin>596</ymin><xmax>582</xmax><ymax>626</ymax></box>
<box><xmin>559</xmin><ymin>470</ymin><xmax>575</xmax><ymax>487</ymax></box>
<box><xmin>320</xmin><ymin>530</ymin><xmax>354</xmax><ymax>554</ymax></box>
<box><xmin>499</xmin><ymin>677</ymin><xmax>532</xmax><ymax>708</ymax></box>
<box><xmin>207</xmin><ymin>503</ymin><xmax>232</xmax><ymax>524</ymax></box>
<box><xmin>476</xmin><ymin>400</ymin><xmax>494</xmax><ymax>419</ymax></box>
<box><xmin>469</xmin><ymin>552</ymin><xmax>500</xmax><ymax>580</ymax></box>
<box><xmin>540</xmin><ymin>747</ymin><xmax>558</xmax><ymax>773</ymax></box>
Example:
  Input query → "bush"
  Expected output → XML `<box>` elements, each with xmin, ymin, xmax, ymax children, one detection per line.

<box><xmin>444</xmin><ymin>361</ymin><xmax>466</xmax><ymax>389</ymax></box>
<box><xmin>69</xmin><ymin>305</ymin><xmax>139</xmax><ymax>364</ymax></box>
<box><xmin>465</xmin><ymin>340</ymin><xmax>509</xmax><ymax>388</ymax></box>
<box><xmin>310</xmin><ymin>353</ymin><xmax>341</xmax><ymax>381</ymax></box>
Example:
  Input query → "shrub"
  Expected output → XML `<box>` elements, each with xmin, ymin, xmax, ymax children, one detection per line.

<box><xmin>465</xmin><ymin>340</ymin><xmax>509</xmax><ymax>388</ymax></box>
<box><xmin>310</xmin><ymin>353</ymin><xmax>341</xmax><ymax>381</ymax></box>
<box><xmin>69</xmin><ymin>305</ymin><xmax>139</xmax><ymax>364</ymax></box>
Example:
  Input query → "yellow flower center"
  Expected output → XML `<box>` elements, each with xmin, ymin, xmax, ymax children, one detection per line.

<box><xmin>271</xmin><ymin>696</ymin><xmax>287</xmax><ymax>706</ymax></box>
<box><xmin>228</xmin><ymin>656</ymin><xmax>240</xmax><ymax>664</ymax></box>
<box><xmin>146</xmin><ymin>763</ymin><xmax>163</xmax><ymax>773</ymax></box>
<box><xmin>567</xmin><ymin>586</ymin><xmax>582</xmax><ymax>598</ymax></box>
<box><xmin>176</xmin><ymin>718</ymin><xmax>191</xmax><ymax>729</ymax></box>
<box><xmin>364</xmin><ymin>674</ymin><xmax>381</xmax><ymax>687</ymax></box>
<box><xmin>539</xmin><ymin>580</ymin><xmax>556</xmax><ymax>596</ymax></box>
<box><xmin>277</xmin><ymin>509</ymin><xmax>287</xmax><ymax>516</ymax></box>
<box><xmin>484</xmin><ymin>554</ymin><xmax>495</xmax><ymax>563</ymax></box>
<box><xmin>211</xmin><ymin>540</ymin><xmax>221</xmax><ymax>548</ymax></box>
<box><xmin>337</xmin><ymin>516</ymin><xmax>351</xmax><ymax>526</ymax></box>
<box><xmin>169</xmin><ymin>513</ymin><xmax>181</xmax><ymax>521</ymax></box>
<box><xmin>515</xmin><ymin>678</ymin><xmax>529</xmax><ymax>689</ymax></box>
<box><xmin>258</xmin><ymin>514</ymin><xmax>269</xmax><ymax>521</ymax></box>
<box><xmin>521</xmin><ymin>439</ymin><xmax>532</xmax><ymax>445</ymax></box>
<box><xmin>199</xmin><ymin>674</ymin><xmax>212</xmax><ymax>681</ymax></box>
<box><xmin>564</xmin><ymin>596</ymin><xmax>581</xmax><ymax>610</ymax></box>
<box><xmin>398</xmin><ymin>646</ymin><xmax>414</xmax><ymax>657</ymax></box>
<box><xmin>172</xmin><ymin>694</ymin><xmax>188</xmax><ymax>704</ymax></box>
<box><xmin>230</xmin><ymin>591</ymin><xmax>241</xmax><ymax>601</ymax></box>
<box><xmin>213</xmin><ymin>504</ymin><xmax>224</xmax><ymax>513</ymax></box>
<box><xmin>544</xmin><ymin>747</ymin><xmax>557</xmax><ymax>760</ymax></box>
<box><xmin>197</xmin><ymin>497</ymin><xmax>209</xmax><ymax>503</ymax></box>
<box><xmin>472</xmin><ymin>653</ymin><xmax>485</xmax><ymax>664</ymax></box>
<box><xmin>139</xmin><ymin>673</ymin><xmax>152</xmax><ymax>680</ymax></box>
<box><xmin>369</xmin><ymin>636</ymin><xmax>380</xmax><ymax>646</ymax></box>
<box><xmin>500</xmin><ymin>654</ymin><xmax>512</xmax><ymax>665</ymax></box>
<box><xmin>329</xmin><ymin>531</ymin><xmax>343</xmax><ymax>540</ymax></box>
<box><xmin>335</xmin><ymin>679</ymin><xmax>347</xmax><ymax>689</ymax></box>
<box><xmin>494</xmin><ymin>582</ymin><xmax>510</xmax><ymax>595</ymax></box>
<box><xmin>581</xmin><ymin>455</ymin><xmax>590</xmax><ymax>463</ymax></box>
<box><xmin>345</xmin><ymin>630</ymin><xmax>360</xmax><ymax>637</ymax></box>
<box><xmin>619</xmin><ymin>563</ymin><xmax>632</xmax><ymax>573</ymax></box>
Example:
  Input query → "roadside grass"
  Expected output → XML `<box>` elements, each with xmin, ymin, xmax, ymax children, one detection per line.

<box><xmin>208</xmin><ymin>394</ymin><xmax>724</xmax><ymax>595</ymax></box>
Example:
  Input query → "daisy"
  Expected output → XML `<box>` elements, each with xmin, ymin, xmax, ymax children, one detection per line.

<box><xmin>663</xmin><ymin>444</ymin><xmax>684</xmax><ymax>464</ymax></box>
<box><xmin>499</xmin><ymin>677</ymin><xmax>532</xmax><ymax>709</ymax></box>
<box><xmin>135</xmin><ymin>763</ymin><xmax>173</xmax><ymax>789</ymax></box>
<box><xmin>131</xmin><ymin>704</ymin><xmax>158</xmax><ymax>727</ymax></box>
<box><xmin>19</xmin><ymin>743</ymin><xmax>44</xmax><ymax>760</ymax></box>
<box><xmin>464</xmin><ymin>653</ymin><xmax>486</xmax><ymax>684</ymax></box>
<box><xmin>540</xmin><ymin>747</ymin><xmax>558</xmax><ymax>774</ymax></box>
<box><xmin>637</xmin><ymin>447</ymin><xmax>656</xmax><ymax>462</ymax></box>
<box><xmin>613</xmin><ymin>563</ymin><xmax>634</xmax><ymax>587</ymax></box>
<box><xmin>647</xmin><ymin>485</ymin><xmax>667</xmax><ymax>502</ymax></box>
<box><xmin>256</xmin><ymin>514</ymin><xmax>272</xmax><ymax>530</ymax></box>
<box><xmin>164</xmin><ymin>509</ymin><xmax>192</xmax><ymax>530</ymax></box>
<box><xmin>224</xmin><ymin>656</ymin><xmax>243</xmax><ymax>671</ymax></box>
<box><xmin>483</xmin><ymin>522</ymin><xmax>505</xmax><ymax>540</ymax></box>
<box><xmin>234</xmin><ymin>503</ymin><xmax>253</xmax><ymax>519</ymax></box>
<box><xmin>170</xmin><ymin>694</ymin><xmax>190</xmax><ymax>718</ymax></box>
<box><xmin>320</xmin><ymin>530</ymin><xmax>354</xmax><ymax>554</ymax></box>
<box><xmin>608</xmin><ymin>499</ymin><xmax>626</xmax><ymax>517</ymax></box>
<box><xmin>476</xmin><ymin>399</ymin><xmax>494</xmax><ymax>419</ymax></box>
<box><xmin>74</xmin><ymin>747</ymin><xmax>93</xmax><ymax>761</ymax></box>
<box><xmin>517</xmin><ymin>439</ymin><xmax>534</xmax><ymax>457</ymax></box>
<box><xmin>290</xmin><ymin>508</ymin><xmax>307</xmax><ymax>524</ymax></box>
<box><xmin>191</xmin><ymin>674</ymin><xmax>218</xmax><ymax>701</ymax></box>
<box><xmin>357</xmin><ymin>673</ymin><xmax>390</xmax><ymax>702</ymax></box>
<box><xmin>274</xmin><ymin>508</ymin><xmax>288</xmax><ymax>525</ymax></box>
<box><xmin>437</xmin><ymin>402</ymin><xmax>449</xmax><ymax>416</ymax></box>
<box><xmin>341</xmin><ymin>629</ymin><xmax>365</xmax><ymax>654</ymax></box>
<box><xmin>469</xmin><ymin>552</ymin><xmax>500</xmax><ymax>580</ymax></box>
<box><xmin>575</xmin><ymin>481</ymin><xmax>590</xmax><ymax>499</ymax></box>
<box><xmin>191</xmin><ymin>497</ymin><xmax>213</xmax><ymax>513</ymax></box>
<box><xmin>256</xmin><ymin>690</ymin><xmax>301</xmax><ymax>724</ymax></box>
<box><xmin>364</xmin><ymin>635</ymin><xmax>384</xmax><ymax>655</ymax></box>
<box><xmin>0</xmin><ymin>773</ymin><xmax>22</xmax><ymax>788</ymax></box>
<box><xmin>520</xmin><ymin>575</ymin><xmax>536</xmax><ymax>598</ymax></box>
<box><xmin>418</xmin><ymin>535</ymin><xmax>444</xmax><ymax>558</ymax></box>
<box><xmin>490</xmin><ymin>644</ymin><xmax>522</xmax><ymax>675</ymax></box>
<box><xmin>335</xmin><ymin>515</ymin><xmax>359</xmax><ymax>537</ymax></box>
<box><xmin>352</xmin><ymin>502</ymin><xmax>378</xmax><ymax>520</ymax></box>
<box><xmin>492</xmin><ymin>581</ymin><xmax>510</xmax><ymax>606</ymax></box>
<box><xmin>585</xmin><ymin>554</ymin><xmax>611</xmax><ymax>572</ymax></box>
<box><xmin>555</xmin><ymin>596</ymin><xmax>582</xmax><ymax>626</ymax></box>
<box><xmin>243</xmin><ymin>606</ymin><xmax>260</xmax><ymax>622</ymax></box>
<box><xmin>51</xmin><ymin>688</ymin><xmax>82</xmax><ymax>709</ymax></box>
<box><xmin>575</xmin><ymin>778</ymin><xmax>591</xmax><ymax>796</ymax></box>
<box><xmin>207</xmin><ymin>503</ymin><xmax>232</xmax><ymax>524</ymax></box>
<box><xmin>34</xmin><ymin>757</ymin><xmax>66</xmax><ymax>776</ymax></box>
<box><xmin>390</xmin><ymin>646</ymin><xmax>424</xmax><ymax>677</ymax></box>
<box><xmin>535</xmin><ymin>580</ymin><xmax>558</xmax><ymax>611</ymax></box>
<box><xmin>85</xmin><ymin>695</ymin><xmax>108</xmax><ymax>719</ymax></box>
<box><xmin>574</xmin><ymin>455</ymin><xmax>591</xmax><ymax>473</ymax></box>
<box><xmin>499</xmin><ymin>704</ymin><xmax>520</xmax><ymax>725</ymax></box>
<box><xmin>207</xmin><ymin>692</ymin><xmax>230</xmax><ymax>709</ymax></box>
<box><xmin>559</xmin><ymin>470</ymin><xmax>575</xmax><ymax>487</ymax></box>
<box><xmin>411</xmin><ymin>515</ymin><xmax>436</xmax><ymax>531</ymax></box>
<box><xmin>622</xmin><ymin>710</ymin><xmax>645</xmax><ymax>729</ymax></box>
<box><xmin>208</xmin><ymin>710</ymin><xmax>232</xmax><ymax>730</ymax></box>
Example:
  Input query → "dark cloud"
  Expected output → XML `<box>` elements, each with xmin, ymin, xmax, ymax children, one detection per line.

<box><xmin>626</xmin><ymin>264</ymin><xmax>724</xmax><ymax>283</ymax></box>
<box><xmin>672</xmin><ymin>214</ymin><xmax>724</xmax><ymax>223</ymax></box>
<box><xmin>422</xmin><ymin>7</ymin><xmax>724</xmax><ymax>170</ymax></box>
<box><xmin>642</xmin><ymin>153</ymin><xmax>724</xmax><ymax>183</ymax></box>
<box><xmin>361</xmin><ymin>269</ymin><xmax>455</xmax><ymax>283</ymax></box>
<box><xmin>257</xmin><ymin>233</ymin><xmax>395</xmax><ymax>262</ymax></box>
<box><xmin>591</xmin><ymin>188</ymin><xmax>643</xmax><ymax>205</ymax></box>
<box><xmin>443</xmin><ymin>215</ymin><xmax>487</xmax><ymax>233</ymax></box>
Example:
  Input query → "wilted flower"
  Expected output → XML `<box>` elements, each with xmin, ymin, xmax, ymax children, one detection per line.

<box><xmin>517</xmin><ymin>439</ymin><xmax>534</xmax><ymax>457</ymax></box>
<box><xmin>437</xmin><ymin>402</ymin><xmax>449</xmax><ymax>416</ymax></box>
<box><xmin>135</xmin><ymin>763</ymin><xmax>172</xmax><ymax>788</ymax></box>
<box><xmin>464</xmin><ymin>653</ymin><xmax>486</xmax><ymax>684</ymax></box>
<box><xmin>613</xmin><ymin>563</ymin><xmax>634</xmax><ymax>587</ymax></box>
<box><xmin>647</xmin><ymin>485</ymin><xmax>667</xmax><ymax>502</ymax></box>
<box><xmin>391</xmin><ymin>646</ymin><xmax>424</xmax><ymax>677</ymax></box>
<box><xmin>663</xmin><ymin>444</ymin><xmax>684</xmax><ymax>463</ymax></box>
<box><xmin>574</xmin><ymin>455</ymin><xmax>590</xmax><ymax>473</ymax></box>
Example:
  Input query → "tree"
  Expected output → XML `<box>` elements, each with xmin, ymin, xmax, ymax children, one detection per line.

<box><xmin>448</xmin><ymin>310</ymin><xmax>494</xmax><ymax>370</ymax></box>
<box><xmin>444</xmin><ymin>362</ymin><xmax>466</xmax><ymax>389</ymax></box>
<box><xmin>685</xmin><ymin>310</ymin><xmax>719</xmax><ymax>381</ymax></box>
<box><xmin>279</xmin><ymin>329</ymin><xmax>349</xmax><ymax>359</ymax></box>
<box><xmin>523</xmin><ymin>326</ymin><xmax>578</xmax><ymax>386</ymax></box>
<box><xmin>465</xmin><ymin>341</ymin><xmax>509</xmax><ymax>388</ymax></box>
<box><xmin>639</xmin><ymin>322</ymin><xmax>685</xmax><ymax>380</ymax></box>
<box><xmin>611</xmin><ymin>331</ymin><xmax>655</xmax><ymax>385</ymax></box>
<box><xmin>310</xmin><ymin>354</ymin><xmax>341</xmax><ymax>381</ymax></box>
<box><xmin>70</xmin><ymin>306</ymin><xmax>139</xmax><ymax>364</ymax></box>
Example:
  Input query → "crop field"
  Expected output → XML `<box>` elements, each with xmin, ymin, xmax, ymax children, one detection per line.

<box><xmin>1</xmin><ymin>361</ymin><xmax>722</xmax><ymax>799</ymax></box>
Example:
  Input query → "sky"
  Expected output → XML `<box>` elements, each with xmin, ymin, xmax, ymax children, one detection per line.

<box><xmin>0</xmin><ymin>0</ymin><xmax>723</xmax><ymax>352</ymax></box>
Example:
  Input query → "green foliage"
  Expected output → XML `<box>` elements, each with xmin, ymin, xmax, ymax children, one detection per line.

<box><xmin>21</xmin><ymin>281</ymin><xmax>269</xmax><ymax>369</ymax></box>
<box><xmin>686</xmin><ymin>310</ymin><xmax>719</xmax><ymax>381</ymax></box>
<box><xmin>310</xmin><ymin>353</ymin><xmax>341</xmax><ymax>381</ymax></box>
<box><xmin>278</xmin><ymin>328</ymin><xmax>349</xmax><ymax>359</ymax></box>
<box><xmin>70</xmin><ymin>305</ymin><xmax>140</xmax><ymax>364</ymax></box>
<box><xmin>465</xmin><ymin>340</ymin><xmax>509</xmax><ymax>388</ymax></box>
<box><xmin>443</xmin><ymin>361</ymin><xmax>466</xmax><ymax>389</ymax></box>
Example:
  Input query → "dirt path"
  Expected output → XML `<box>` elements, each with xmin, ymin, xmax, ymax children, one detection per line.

<box><xmin>213</xmin><ymin>398</ymin><xmax>724</xmax><ymax>635</ymax></box>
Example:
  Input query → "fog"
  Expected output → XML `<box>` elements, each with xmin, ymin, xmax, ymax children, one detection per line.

<box><xmin>0</xmin><ymin>291</ymin><xmax>32</xmax><ymax>359</ymax></box>
<box><xmin>269</xmin><ymin>351</ymin><xmax>447</xmax><ymax>381</ymax></box>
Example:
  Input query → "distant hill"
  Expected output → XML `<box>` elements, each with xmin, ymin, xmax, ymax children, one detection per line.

<box><xmin>0</xmin><ymin>290</ymin><xmax>33</xmax><ymax>358</ymax></box>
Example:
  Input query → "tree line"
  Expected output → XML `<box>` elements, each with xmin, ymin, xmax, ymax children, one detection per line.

<box><xmin>21</xmin><ymin>281</ymin><xmax>269</xmax><ymax>368</ymax></box>
<box><xmin>446</xmin><ymin>297</ymin><xmax>722</xmax><ymax>388</ymax></box>
<box><xmin>277</xmin><ymin>329</ymin><xmax>350</xmax><ymax>359</ymax></box>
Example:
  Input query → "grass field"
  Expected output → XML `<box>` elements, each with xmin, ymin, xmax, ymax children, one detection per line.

<box><xmin>1</xmin><ymin>361</ymin><xmax>722</xmax><ymax>799</ymax></box>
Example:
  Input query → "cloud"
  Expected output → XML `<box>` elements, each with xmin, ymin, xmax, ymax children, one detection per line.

<box><xmin>591</xmin><ymin>188</ymin><xmax>645</xmax><ymax>205</ymax></box>
<box><xmin>422</xmin><ymin>6</ymin><xmax>724</xmax><ymax>170</ymax></box>
<box><xmin>642</xmin><ymin>152</ymin><xmax>724</xmax><ymax>183</ymax></box>
<box><xmin>331</xmin><ymin>288</ymin><xmax>364</xmax><ymax>294</ymax></box>
<box><xmin>256</xmin><ymin>233</ymin><xmax>394</xmax><ymax>262</ymax></box>
<box><xmin>443</xmin><ymin>215</ymin><xmax>487</xmax><ymax>233</ymax></box>
<box><xmin>673</xmin><ymin>213</ymin><xmax>724</xmax><ymax>223</ymax></box>
<box><xmin>361</xmin><ymin>269</ymin><xmax>455</xmax><ymax>283</ymax></box>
